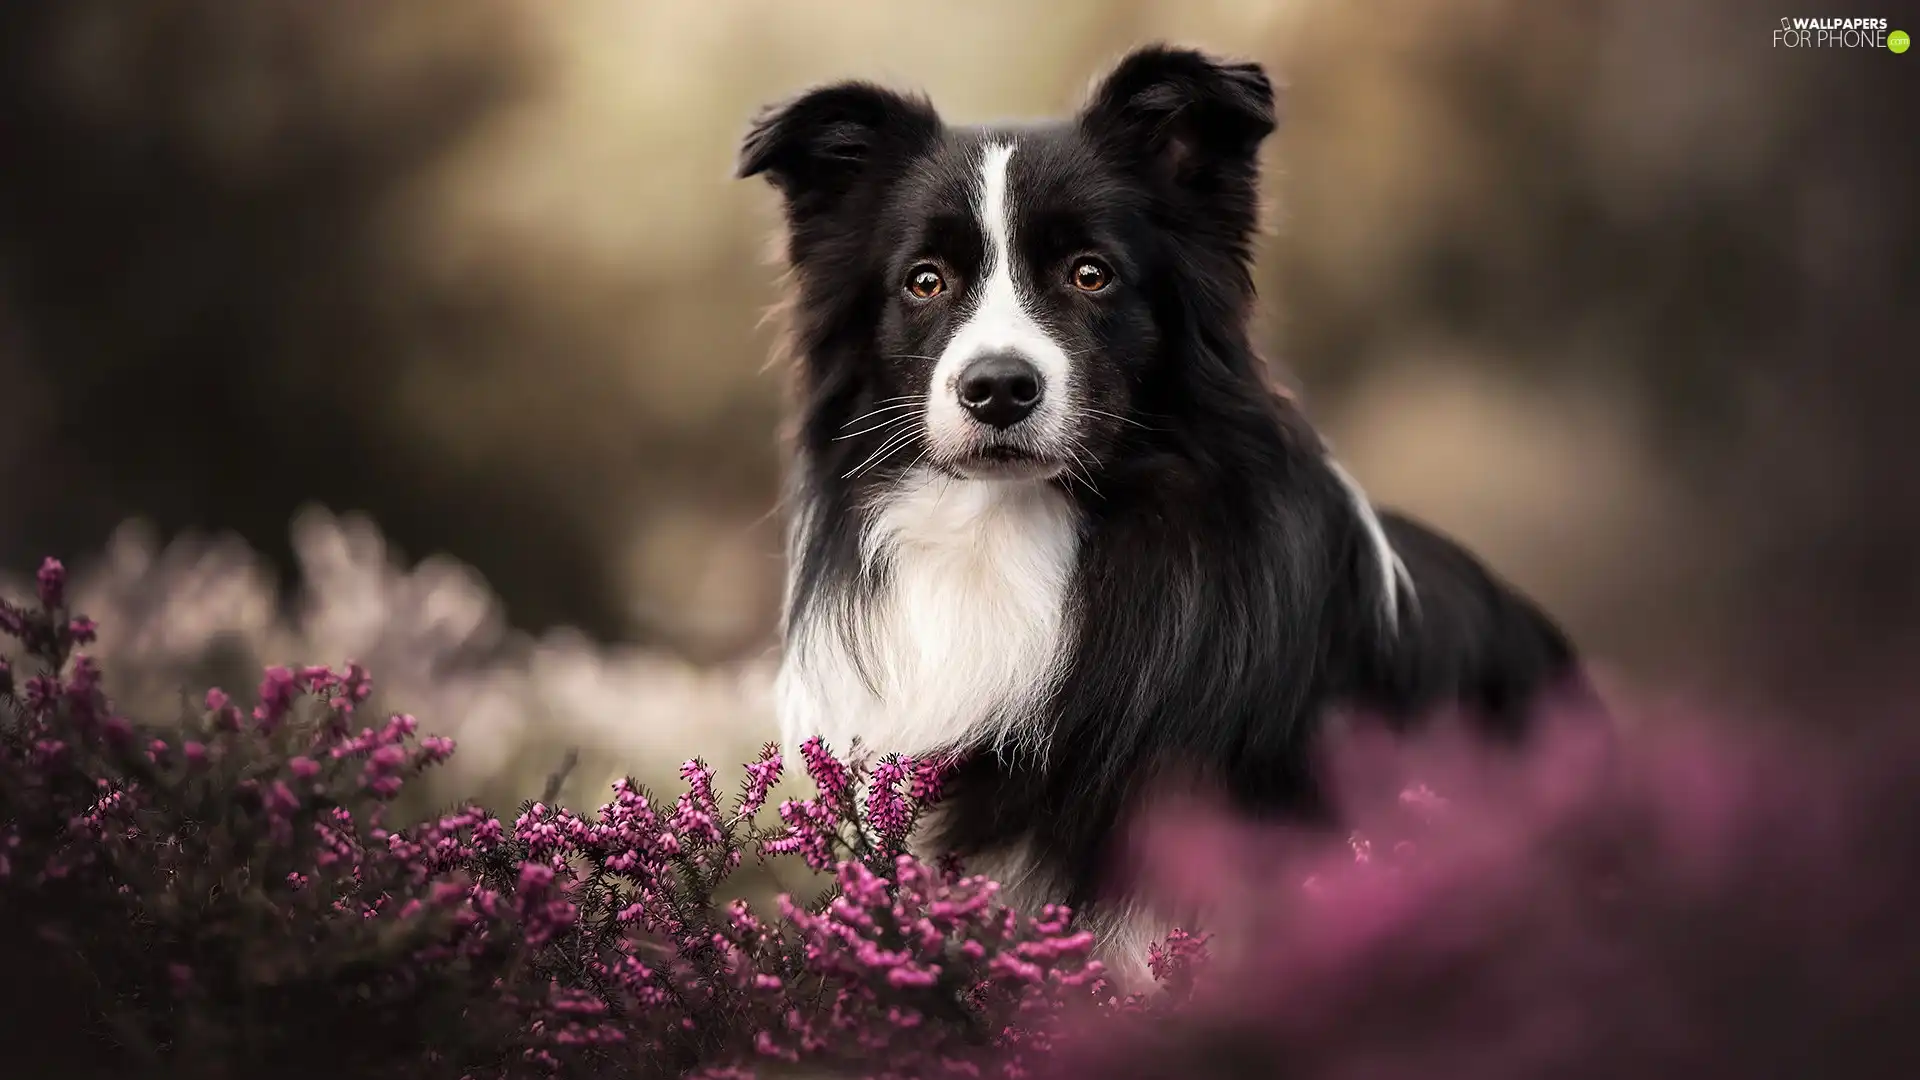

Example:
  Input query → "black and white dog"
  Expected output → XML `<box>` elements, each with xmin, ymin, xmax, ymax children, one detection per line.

<box><xmin>740</xmin><ymin>45</ymin><xmax>1587</xmax><ymax>955</ymax></box>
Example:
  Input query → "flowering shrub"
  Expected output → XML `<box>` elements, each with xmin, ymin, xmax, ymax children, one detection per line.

<box><xmin>8</xmin><ymin>554</ymin><xmax>1920</xmax><ymax>1080</ymax></box>
<box><xmin>0</xmin><ymin>558</ymin><xmax>1124</xmax><ymax>1079</ymax></box>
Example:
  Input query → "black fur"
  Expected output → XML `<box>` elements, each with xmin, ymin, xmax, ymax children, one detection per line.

<box><xmin>742</xmin><ymin>45</ymin><xmax>1588</xmax><ymax>915</ymax></box>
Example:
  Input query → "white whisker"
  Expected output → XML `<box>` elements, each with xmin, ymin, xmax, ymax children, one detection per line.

<box><xmin>853</xmin><ymin>433</ymin><xmax>921</xmax><ymax>480</ymax></box>
<box><xmin>834</xmin><ymin>414</ymin><xmax>918</xmax><ymax>441</ymax></box>
<box><xmin>839</xmin><ymin>399</ymin><xmax>927</xmax><ymax>430</ymax></box>
<box><xmin>844</xmin><ymin>428</ymin><xmax>920</xmax><ymax>479</ymax></box>
<box><xmin>1080</xmin><ymin>407</ymin><xmax>1155</xmax><ymax>432</ymax></box>
<box><xmin>1064</xmin><ymin>442</ymin><xmax>1103</xmax><ymax>499</ymax></box>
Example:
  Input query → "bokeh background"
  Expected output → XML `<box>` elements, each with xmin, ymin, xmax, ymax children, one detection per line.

<box><xmin>2</xmin><ymin>0</ymin><xmax>1913</xmax><ymax>806</ymax></box>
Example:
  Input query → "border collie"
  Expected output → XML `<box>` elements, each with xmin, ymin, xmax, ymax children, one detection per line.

<box><xmin>739</xmin><ymin>45</ymin><xmax>1586</xmax><ymax>964</ymax></box>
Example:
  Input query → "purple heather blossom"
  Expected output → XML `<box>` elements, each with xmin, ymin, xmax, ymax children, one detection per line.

<box><xmin>205</xmin><ymin>686</ymin><xmax>243</xmax><ymax>732</ymax></box>
<box><xmin>253</xmin><ymin>665</ymin><xmax>302</xmax><ymax>730</ymax></box>
<box><xmin>764</xmin><ymin>796</ymin><xmax>839</xmax><ymax>872</ymax></box>
<box><xmin>867</xmin><ymin>755</ymin><xmax>914</xmax><ymax>848</ymax></box>
<box><xmin>738</xmin><ymin>741</ymin><xmax>783</xmax><ymax>817</ymax></box>
<box><xmin>23</xmin><ymin>673</ymin><xmax>58</xmax><ymax>713</ymax></box>
<box><xmin>799</xmin><ymin>735</ymin><xmax>853</xmax><ymax>806</ymax></box>
<box><xmin>1</xmin><ymin>569</ymin><xmax>1413</xmax><ymax>1078</ymax></box>
<box><xmin>35</xmin><ymin>556</ymin><xmax>66</xmax><ymax>607</ymax></box>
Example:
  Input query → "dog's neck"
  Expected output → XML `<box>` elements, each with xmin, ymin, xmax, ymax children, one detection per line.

<box><xmin>776</xmin><ymin>467</ymin><xmax>1081</xmax><ymax>764</ymax></box>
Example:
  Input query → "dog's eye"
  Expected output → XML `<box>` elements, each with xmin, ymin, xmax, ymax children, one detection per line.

<box><xmin>905</xmin><ymin>264</ymin><xmax>946</xmax><ymax>300</ymax></box>
<box><xmin>1071</xmin><ymin>259</ymin><xmax>1113</xmax><ymax>293</ymax></box>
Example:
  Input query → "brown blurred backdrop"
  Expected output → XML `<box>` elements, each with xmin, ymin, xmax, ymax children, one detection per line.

<box><xmin>2</xmin><ymin>0</ymin><xmax>1913</xmax><ymax>800</ymax></box>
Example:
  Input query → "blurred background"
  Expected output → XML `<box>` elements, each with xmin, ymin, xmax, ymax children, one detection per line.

<box><xmin>1</xmin><ymin>0</ymin><xmax>1912</xmax><ymax>806</ymax></box>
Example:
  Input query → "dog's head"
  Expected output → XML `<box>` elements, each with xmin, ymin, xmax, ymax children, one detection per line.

<box><xmin>740</xmin><ymin>45</ymin><xmax>1276</xmax><ymax>486</ymax></box>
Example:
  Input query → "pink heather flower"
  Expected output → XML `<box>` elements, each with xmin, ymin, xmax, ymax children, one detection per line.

<box><xmin>35</xmin><ymin>556</ymin><xmax>65</xmax><ymax>607</ymax></box>
<box><xmin>348</xmin><ymin>668</ymin><xmax>372</xmax><ymax>698</ymax></box>
<box><xmin>206</xmin><ymin>687</ymin><xmax>242</xmax><ymax>731</ymax></box>
<box><xmin>64</xmin><ymin>655</ymin><xmax>103</xmax><ymax>709</ymax></box>
<box><xmin>672</xmin><ymin>760</ymin><xmax>725</xmax><ymax>846</ymax></box>
<box><xmin>264</xmin><ymin>780</ymin><xmax>300</xmax><ymax>816</ymax></box>
<box><xmin>419</xmin><ymin>735</ymin><xmax>455</xmax><ymax>764</ymax></box>
<box><xmin>513</xmin><ymin>861</ymin><xmax>578</xmax><ymax>948</ymax></box>
<box><xmin>253</xmin><ymin>666</ymin><xmax>301</xmax><ymax>730</ymax></box>
<box><xmin>182</xmin><ymin>741</ymin><xmax>208</xmax><ymax>767</ymax></box>
<box><xmin>289</xmin><ymin>756</ymin><xmax>320</xmax><ymax>779</ymax></box>
<box><xmin>909</xmin><ymin>754</ymin><xmax>953</xmax><ymax>804</ymax></box>
<box><xmin>765</xmin><ymin>797</ymin><xmax>840</xmax><ymax>872</ymax></box>
<box><xmin>799</xmin><ymin>736</ymin><xmax>853</xmax><ymax>806</ymax></box>
<box><xmin>739</xmin><ymin>742</ymin><xmax>783</xmax><ymax>817</ymax></box>
<box><xmin>301</xmin><ymin>664</ymin><xmax>338</xmax><ymax>692</ymax></box>
<box><xmin>518</xmin><ymin>860</ymin><xmax>555</xmax><ymax>893</ymax></box>
<box><xmin>680</xmin><ymin>758</ymin><xmax>719</xmax><ymax>808</ymax></box>
<box><xmin>69</xmin><ymin>654</ymin><xmax>101</xmax><ymax>685</ymax></box>
<box><xmin>1145</xmin><ymin>927</ymin><xmax>1211</xmax><ymax>985</ymax></box>
<box><xmin>23</xmin><ymin>674</ymin><xmax>58</xmax><ymax>713</ymax></box>
<box><xmin>867</xmin><ymin>756</ymin><xmax>914</xmax><ymax>847</ymax></box>
<box><xmin>32</xmin><ymin>739</ymin><xmax>69</xmax><ymax>767</ymax></box>
<box><xmin>66</xmin><ymin>616</ymin><xmax>98</xmax><ymax>645</ymax></box>
<box><xmin>887</xmin><ymin>966</ymin><xmax>940</xmax><ymax>989</ymax></box>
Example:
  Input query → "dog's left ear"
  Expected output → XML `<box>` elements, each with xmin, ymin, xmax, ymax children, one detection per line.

<box><xmin>1079</xmin><ymin>45</ymin><xmax>1277</xmax><ymax>197</ymax></box>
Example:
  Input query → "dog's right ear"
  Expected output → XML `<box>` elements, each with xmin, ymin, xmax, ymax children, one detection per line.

<box><xmin>737</xmin><ymin>82</ymin><xmax>942</xmax><ymax>217</ymax></box>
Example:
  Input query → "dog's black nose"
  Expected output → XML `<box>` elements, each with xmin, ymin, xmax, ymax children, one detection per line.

<box><xmin>957</xmin><ymin>353</ymin><xmax>1042</xmax><ymax>429</ymax></box>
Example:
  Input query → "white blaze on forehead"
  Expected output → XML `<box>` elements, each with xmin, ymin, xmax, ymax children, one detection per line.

<box><xmin>924</xmin><ymin>141</ymin><xmax>1073</xmax><ymax>457</ymax></box>
<box><xmin>978</xmin><ymin>142</ymin><xmax>1018</xmax><ymax>280</ymax></box>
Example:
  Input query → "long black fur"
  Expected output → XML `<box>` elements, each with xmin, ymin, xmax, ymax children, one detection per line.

<box><xmin>741</xmin><ymin>45</ymin><xmax>1588</xmax><ymax>915</ymax></box>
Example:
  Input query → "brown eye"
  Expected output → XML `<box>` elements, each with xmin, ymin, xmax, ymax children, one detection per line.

<box><xmin>906</xmin><ymin>264</ymin><xmax>945</xmax><ymax>300</ymax></box>
<box><xmin>1071</xmin><ymin>259</ymin><xmax>1112</xmax><ymax>293</ymax></box>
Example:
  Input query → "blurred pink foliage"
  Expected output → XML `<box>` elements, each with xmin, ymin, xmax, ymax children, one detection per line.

<box><xmin>5</xmin><ymin>555</ymin><xmax>1919</xmax><ymax>1078</ymax></box>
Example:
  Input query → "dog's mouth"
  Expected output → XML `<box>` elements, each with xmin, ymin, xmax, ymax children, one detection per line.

<box><xmin>979</xmin><ymin>445</ymin><xmax>1035</xmax><ymax>464</ymax></box>
<box><xmin>946</xmin><ymin>444</ymin><xmax>1066</xmax><ymax>481</ymax></box>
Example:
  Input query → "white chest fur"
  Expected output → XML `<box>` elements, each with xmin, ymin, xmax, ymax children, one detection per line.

<box><xmin>777</xmin><ymin>468</ymin><xmax>1082</xmax><ymax>762</ymax></box>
